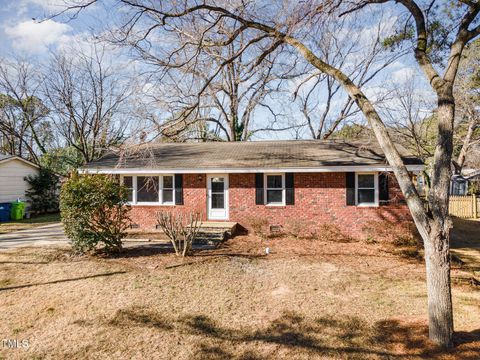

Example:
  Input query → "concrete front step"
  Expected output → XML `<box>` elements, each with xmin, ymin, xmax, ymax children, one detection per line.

<box><xmin>126</xmin><ymin>221</ymin><xmax>238</xmax><ymax>246</ymax></box>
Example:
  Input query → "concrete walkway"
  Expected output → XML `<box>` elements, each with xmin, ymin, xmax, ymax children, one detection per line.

<box><xmin>0</xmin><ymin>223</ymin><xmax>68</xmax><ymax>250</ymax></box>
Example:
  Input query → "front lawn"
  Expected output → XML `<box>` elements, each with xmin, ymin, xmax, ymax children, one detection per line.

<box><xmin>0</xmin><ymin>213</ymin><xmax>60</xmax><ymax>234</ymax></box>
<box><xmin>0</xmin><ymin>234</ymin><xmax>478</xmax><ymax>359</ymax></box>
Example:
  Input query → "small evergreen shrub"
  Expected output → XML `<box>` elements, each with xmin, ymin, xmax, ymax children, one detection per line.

<box><xmin>60</xmin><ymin>173</ymin><xmax>131</xmax><ymax>254</ymax></box>
<box><xmin>25</xmin><ymin>168</ymin><xmax>60</xmax><ymax>213</ymax></box>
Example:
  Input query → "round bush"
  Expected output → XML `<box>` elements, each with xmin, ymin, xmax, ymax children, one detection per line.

<box><xmin>60</xmin><ymin>173</ymin><xmax>131</xmax><ymax>254</ymax></box>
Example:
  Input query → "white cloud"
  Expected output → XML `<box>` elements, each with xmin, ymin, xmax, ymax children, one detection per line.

<box><xmin>4</xmin><ymin>19</ymin><xmax>72</xmax><ymax>53</ymax></box>
<box><xmin>391</xmin><ymin>67</ymin><xmax>416</xmax><ymax>84</ymax></box>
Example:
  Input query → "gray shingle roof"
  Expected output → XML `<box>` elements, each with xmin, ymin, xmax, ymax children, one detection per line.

<box><xmin>83</xmin><ymin>140</ymin><xmax>423</xmax><ymax>171</ymax></box>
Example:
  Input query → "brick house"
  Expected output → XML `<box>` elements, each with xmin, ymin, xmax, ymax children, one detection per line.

<box><xmin>81</xmin><ymin>140</ymin><xmax>424</xmax><ymax>238</ymax></box>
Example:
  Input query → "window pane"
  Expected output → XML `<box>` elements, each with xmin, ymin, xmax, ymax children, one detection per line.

<box><xmin>267</xmin><ymin>175</ymin><xmax>282</xmax><ymax>189</ymax></box>
<box><xmin>211</xmin><ymin>193</ymin><xmax>224</xmax><ymax>209</ymax></box>
<box><xmin>123</xmin><ymin>176</ymin><xmax>133</xmax><ymax>188</ymax></box>
<box><xmin>358</xmin><ymin>174</ymin><xmax>374</xmax><ymax>188</ymax></box>
<box><xmin>211</xmin><ymin>178</ymin><xmax>224</xmax><ymax>192</ymax></box>
<box><xmin>267</xmin><ymin>190</ymin><xmax>283</xmax><ymax>204</ymax></box>
<box><xmin>162</xmin><ymin>189</ymin><xmax>173</xmax><ymax>203</ymax></box>
<box><xmin>123</xmin><ymin>176</ymin><xmax>133</xmax><ymax>202</ymax></box>
<box><xmin>137</xmin><ymin>176</ymin><xmax>159</xmax><ymax>202</ymax></box>
<box><xmin>358</xmin><ymin>189</ymin><xmax>375</xmax><ymax>204</ymax></box>
<box><xmin>163</xmin><ymin>176</ymin><xmax>173</xmax><ymax>189</ymax></box>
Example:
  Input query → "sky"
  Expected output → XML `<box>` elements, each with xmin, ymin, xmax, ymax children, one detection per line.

<box><xmin>0</xmin><ymin>0</ymin><xmax>114</xmax><ymax>56</ymax></box>
<box><xmin>0</xmin><ymin>0</ymin><xmax>435</xmax><ymax>140</ymax></box>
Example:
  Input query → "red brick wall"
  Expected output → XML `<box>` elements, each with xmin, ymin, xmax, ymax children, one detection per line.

<box><xmin>129</xmin><ymin>172</ymin><xmax>412</xmax><ymax>238</ymax></box>
<box><xmin>130</xmin><ymin>174</ymin><xmax>207</xmax><ymax>229</ymax></box>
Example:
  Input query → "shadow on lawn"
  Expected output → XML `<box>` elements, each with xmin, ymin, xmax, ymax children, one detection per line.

<box><xmin>105</xmin><ymin>307</ymin><xmax>480</xmax><ymax>359</ymax></box>
<box><xmin>0</xmin><ymin>271</ymin><xmax>126</xmax><ymax>291</ymax></box>
<box><xmin>111</xmin><ymin>243</ymin><xmax>176</xmax><ymax>258</ymax></box>
<box><xmin>107</xmin><ymin>242</ymin><xmax>266</xmax><ymax>261</ymax></box>
<box><xmin>0</xmin><ymin>260</ymin><xmax>50</xmax><ymax>265</ymax></box>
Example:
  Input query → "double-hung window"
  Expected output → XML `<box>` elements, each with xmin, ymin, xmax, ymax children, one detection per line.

<box><xmin>161</xmin><ymin>175</ymin><xmax>174</xmax><ymax>204</ymax></box>
<box><xmin>123</xmin><ymin>176</ymin><xmax>134</xmax><ymax>202</ymax></box>
<box><xmin>122</xmin><ymin>175</ymin><xmax>175</xmax><ymax>205</ymax></box>
<box><xmin>355</xmin><ymin>173</ymin><xmax>378</xmax><ymax>206</ymax></box>
<box><xmin>265</xmin><ymin>173</ymin><xmax>285</xmax><ymax>205</ymax></box>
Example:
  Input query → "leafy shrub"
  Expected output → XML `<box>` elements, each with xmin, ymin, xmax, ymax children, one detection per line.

<box><xmin>60</xmin><ymin>173</ymin><xmax>131</xmax><ymax>254</ymax></box>
<box><xmin>25</xmin><ymin>168</ymin><xmax>60</xmax><ymax>214</ymax></box>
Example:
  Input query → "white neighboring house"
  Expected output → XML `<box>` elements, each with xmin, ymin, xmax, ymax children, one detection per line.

<box><xmin>0</xmin><ymin>154</ymin><xmax>40</xmax><ymax>203</ymax></box>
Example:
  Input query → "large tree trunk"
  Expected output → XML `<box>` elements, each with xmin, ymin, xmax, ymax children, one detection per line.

<box><xmin>423</xmin><ymin>86</ymin><xmax>455</xmax><ymax>348</ymax></box>
<box><xmin>424</xmin><ymin>223</ymin><xmax>454</xmax><ymax>348</ymax></box>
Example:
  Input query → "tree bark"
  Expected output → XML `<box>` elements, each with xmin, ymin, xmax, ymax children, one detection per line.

<box><xmin>424</xmin><ymin>223</ymin><xmax>454</xmax><ymax>348</ymax></box>
<box><xmin>423</xmin><ymin>87</ymin><xmax>455</xmax><ymax>347</ymax></box>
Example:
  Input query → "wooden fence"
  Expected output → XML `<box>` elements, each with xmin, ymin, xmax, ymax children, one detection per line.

<box><xmin>449</xmin><ymin>195</ymin><xmax>479</xmax><ymax>219</ymax></box>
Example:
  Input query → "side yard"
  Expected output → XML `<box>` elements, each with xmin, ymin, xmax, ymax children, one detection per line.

<box><xmin>0</xmin><ymin>226</ymin><xmax>479</xmax><ymax>359</ymax></box>
<box><xmin>451</xmin><ymin>218</ymin><xmax>480</xmax><ymax>279</ymax></box>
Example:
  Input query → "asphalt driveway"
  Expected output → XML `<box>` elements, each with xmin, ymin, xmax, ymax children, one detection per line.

<box><xmin>0</xmin><ymin>223</ymin><xmax>68</xmax><ymax>250</ymax></box>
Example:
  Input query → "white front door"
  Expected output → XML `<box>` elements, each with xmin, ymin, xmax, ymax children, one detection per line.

<box><xmin>207</xmin><ymin>174</ymin><xmax>229</xmax><ymax>220</ymax></box>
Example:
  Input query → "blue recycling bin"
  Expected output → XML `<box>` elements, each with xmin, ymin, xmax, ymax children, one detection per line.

<box><xmin>0</xmin><ymin>203</ymin><xmax>11</xmax><ymax>222</ymax></box>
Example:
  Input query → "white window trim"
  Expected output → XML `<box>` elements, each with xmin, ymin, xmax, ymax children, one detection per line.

<box><xmin>264</xmin><ymin>173</ymin><xmax>285</xmax><ymax>206</ymax></box>
<box><xmin>355</xmin><ymin>172</ymin><xmax>379</xmax><ymax>207</ymax></box>
<box><xmin>160</xmin><ymin>175</ymin><xmax>175</xmax><ymax>205</ymax></box>
<box><xmin>120</xmin><ymin>174</ymin><xmax>175</xmax><ymax>206</ymax></box>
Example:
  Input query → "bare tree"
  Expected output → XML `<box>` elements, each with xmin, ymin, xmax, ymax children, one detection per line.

<box><xmin>57</xmin><ymin>0</ymin><xmax>480</xmax><ymax>348</ymax></box>
<box><xmin>293</xmin><ymin>11</ymin><xmax>404</xmax><ymax>139</ymax></box>
<box><xmin>382</xmin><ymin>75</ymin><xmax>437</xmax><ymax>163</ymax></box>
<box><xmin>0</xmin><ymin>57</ymin><xmax>51</xmax><ymax>162</ymax></box>
<box><xmin>42</xmin><ymin>43</ymin><xmax>132</xmax><ymax>164</ymax></box>
<box><xmin>113</xmin><ymin>19</ymin><xmax>294</xmax><ymax>141</ymax></box>
<box><xmin>453</xmin><ymin>39</ymin><xmax>479</xmax><ymax>173</ymax></box>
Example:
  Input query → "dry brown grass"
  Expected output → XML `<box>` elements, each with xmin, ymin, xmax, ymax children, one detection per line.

<box><xmin>0</xmin><ymin>235</ymin><xmax>478</xmax><ymax>360</ymax></box>
<box><xmin>362</xmin><ymin>220</ymin><xmax>423</xmax><ymax>259</ymax></box>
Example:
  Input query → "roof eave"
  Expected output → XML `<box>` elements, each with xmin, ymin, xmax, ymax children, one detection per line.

<box><xmin>79</xmin><ymin>164</ymin><xmax>425</xmax><ymax>174</ymax></box>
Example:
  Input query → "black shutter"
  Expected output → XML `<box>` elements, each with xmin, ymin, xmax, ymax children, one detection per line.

<box><xmin>174</xmin><ymin>174</ymin><xmax>184</xmax><ymax>205</ymax></box>
<box><xmin>346</xmin><ymin>172</ymin><xmax>355</xmax><ymax>206</ymax></box>
<box><xmin>255</xmin><ymin>173</ymin><xmax>264</xmax><ymax>205</ymax></box>
<box><xmin>379</xmin><ymin>173</ymin><xmax>389</xmax><ymax>204</ymax></box>
<box><xmin>285</xmin><ymin>173</ymin><xmax>294</xmax><ymax>205</ymax></box>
